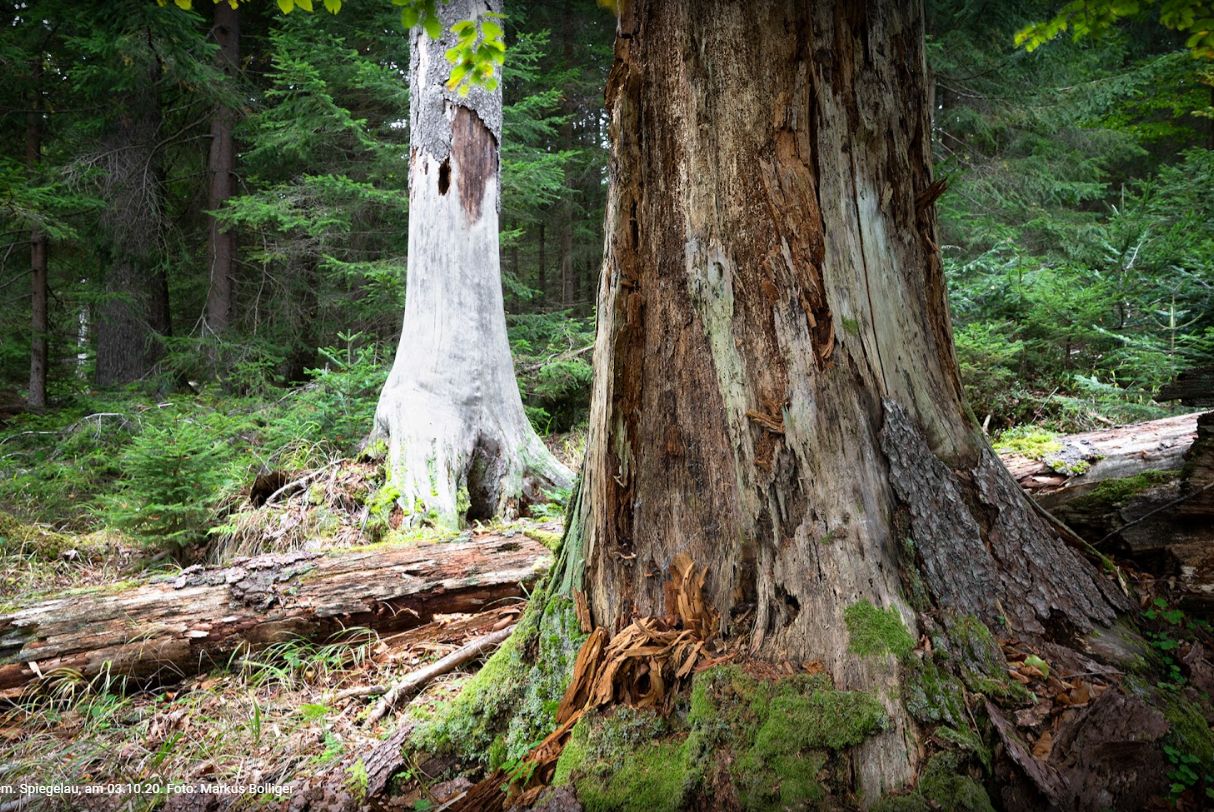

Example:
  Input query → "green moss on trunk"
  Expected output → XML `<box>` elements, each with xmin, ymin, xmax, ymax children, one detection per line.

<box><xmin>845</xmin><ymin>600</ymin><xmax>915</xmax><ymax>658</ymax></box>
<box><xmin>944</xmin><ymin>615</ymin><xmax>1030</xmax><ymax>705</ymax></box>
<box><xmin>554</xmin><ymin>666</ymin><xmax>888</xmax><ymax>810</ymax></box>
<box><xmin>411</xmin><ymin>588</ymin><xmax>585</xmax><ymax>765</ymax></box>
<box><xmin>873</xmin><ymin>753</ymin><xmax>994</xmax><ymax>812</ymax></box>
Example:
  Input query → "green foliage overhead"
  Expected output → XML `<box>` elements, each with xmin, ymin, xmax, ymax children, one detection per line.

<box><xmin>159</xmin><ymin>0</ymin><xmax>505</xmax><ymax>92</ymax></box>
<box><xmin>1017</xmin><ymin>0</ymin><xmax>1214</xmax><ymax>59</ymax></box>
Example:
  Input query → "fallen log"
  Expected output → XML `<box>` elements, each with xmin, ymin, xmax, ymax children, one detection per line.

<box><xmin>0</xmin><ymin>530</ymin><xmax>552</xmax><ymax>699</ymax></box>
<box><xmin>999</xmin><ymin>412</ymin><xmax>1202</xmax><ymax>498</ymax></box>
<box><xmin>999</xmin><ymin>412</ymin><xmax>1214</xmax><ymax>608</ymax></box>
<box><xmin>1158</xmin><ymin>365</ymin><xmax>1214</xmax><ymax>407</ymax></box>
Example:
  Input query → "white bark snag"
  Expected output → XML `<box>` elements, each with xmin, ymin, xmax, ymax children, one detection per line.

<box><xmin>373</xmin><ymin>0</ymin><xmax>571</xmax><ymax>528</ymax></box>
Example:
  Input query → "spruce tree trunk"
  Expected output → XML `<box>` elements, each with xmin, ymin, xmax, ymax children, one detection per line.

<box><xmin>26</xmin><ymin>60</ymin><xmax>48</xmax><ymax>410</ymax></box>
<box><xmin>204</xmin><ymin>0</ymin><xmax>239</xmax><ymax>336</ymax></box>
<box><xmin>95</xmin><ymin>79</ymin><xmax>168</xmax><ymax>387</ymax></box>
<box><xmin>553</xmin><ymin>0</ymin><xmax>1128</xmax><ymax>800</ymax></box>
<box><xmin>372</xmin><ymin>0</ymin><xmax>571</xmax><ymax>528</ymax></box>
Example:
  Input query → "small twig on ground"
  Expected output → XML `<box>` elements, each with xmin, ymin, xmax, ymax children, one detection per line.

<box><xmin>263</xmin><ymin>461</ymin><xmax>342</xmax><ymax>506</ymax></box>
<box><xmin>520</xmin><ymin>343</ymin><xmax>593</xmax><ymax>374</ymax></box>
<box><xmin>63</xmin><ymin>412</ymin><xmax>131</xmax><ymax>435</ymax></box>
<box><xmin>366</xmin><ymin>625</ymin><xmax>515</xmax><ymax>725</ymax></box>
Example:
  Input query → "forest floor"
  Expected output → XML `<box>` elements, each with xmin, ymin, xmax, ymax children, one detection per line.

<box><xmin>0</xmin><ymin>411</ymin><xmax>580</xmax><ymax>810</ymax></box>
<box><xmin>0</xmin><ymin>514</ymin><xmax>554</xmax><ymax>811</ymax></box>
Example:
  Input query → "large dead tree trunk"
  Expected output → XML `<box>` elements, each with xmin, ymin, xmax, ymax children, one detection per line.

<box><xmin>0</xmin><ymin>532</ymin><xmax>550</xmax><ymax>699</ymax></box>
<box><xmin>371</xmin><ymin>0</ymin><xmax>571</xmax><ymax>528</ymax></box>
<box><xmin>514</xmin><ymin>2</ymin><xmax>1144</xmax><ymax>807</ymax></box>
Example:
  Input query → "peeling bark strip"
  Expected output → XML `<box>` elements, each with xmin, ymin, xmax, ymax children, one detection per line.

<box><xmin>0</xmin><ymin>533</ymin><xmax>551</xmax><ymax>698</ymax></box>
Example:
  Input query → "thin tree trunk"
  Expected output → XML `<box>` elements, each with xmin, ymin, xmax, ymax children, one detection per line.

<box><xmin>372</xmin><ymin>0</ymin><xmax>571</xmax><ymax>528</ymax></box>
<box><xmin>26</xmin><ymin>60</ymin><xmax>48</xmax><ymax>410</ymax></box>
<box><xmin>537</xmin><ymin>220</ymin><xmax>547</xmax><ymax>300</ymax></box>
<box><xmin>284</xmin><ymin>257</ymin><xmax>319</xmax><ymax>383</ymax></box>
<box><xmin>204</xmin><ymin>0</ymin><xmax>239</xmax><ymax>336</ymax></box>
<box><xmin>94</xmin><ymin>62</ymin><xmax>169</xmax><ymax>387</ymax></box>
<box><xmin>541</xmin><ymin>1</ymin><xmax>1134</xmax><ymax>803</ymax></box>
<box><xmin>556</xmin><ymin>2</ymin><xmax>576</xmax><ymax>309</ymax></box>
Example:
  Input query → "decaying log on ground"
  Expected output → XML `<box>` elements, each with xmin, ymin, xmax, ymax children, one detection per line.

<box><xmin>1000</xmin><ymin>412</ymin><xmax>1214</xmax><ymax>607</ymax></box>
<box><xmin>0</xmin><ymin>530</ymin><xmax>552</xmax><ymax>699</ymax></box>
<box><xmin>999</xmin><ymin>412</ymin><xmax>1202</xmax><ymax>497</ymax></box>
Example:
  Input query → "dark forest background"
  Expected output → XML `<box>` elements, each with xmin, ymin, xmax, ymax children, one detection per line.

<box><xmin>0</xmin><ymin>0</ymin><xmax>1211</xmax><ymax>546</ymax></box>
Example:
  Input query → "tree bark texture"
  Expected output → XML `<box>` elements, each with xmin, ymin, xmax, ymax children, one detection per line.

<box><xmin>0</xmin><ymin>532</ymin><xmax>550</xmax><ymax>699</ymax></box>
<box><xmin>26</xmin><ymin>59</ymin><xmax>48</xmax><ymax>410</ymax></box>
<box><xmin>203</xmin><ymin>0</ymin><xmax>240</xmax><ymax>336</ymax></box>
<box><xmin>94</xmin><ymin>72</ymin><xmax>169</xmax><ymax>387</ymax></box>
<box><xmin>556</xmin><ymin>0</ymin><xmax>1129</xmax><ymax>799</ymax></box>
<box><xmin>373</xmin><ymin>0</ymin><xmax>571</xmax><ymax>528</ymax></box>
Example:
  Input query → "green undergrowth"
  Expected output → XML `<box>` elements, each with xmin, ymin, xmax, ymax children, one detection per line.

<box><xmin>411</xmin><ymin>587</ymin><xmax>586</xmax><ymax>766</ymax></box>
<box><xmin>0</xmin><ymin>511</ymin><xmax>119</xmax><ymax>561</ymax></box>
<box><xmin>553</xmin><ymin>665</ymin><xmax>888</xmax><ymax>811</ymax></box>
<box><xmin>1121</xmin><ymin>674</ymin><xmax>1214</xmax><ymax>800</ymax></box>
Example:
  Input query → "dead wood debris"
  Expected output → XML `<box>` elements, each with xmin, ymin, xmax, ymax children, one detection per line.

<box><xmin>452</xmin><ymin>553</ymin><xmax>724</xmax><ymax>812</ymax></box>
<box><xmin>367</xmin><ymin>626</ymin><xmax>517</xmax><ymax>725</ymax></box>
